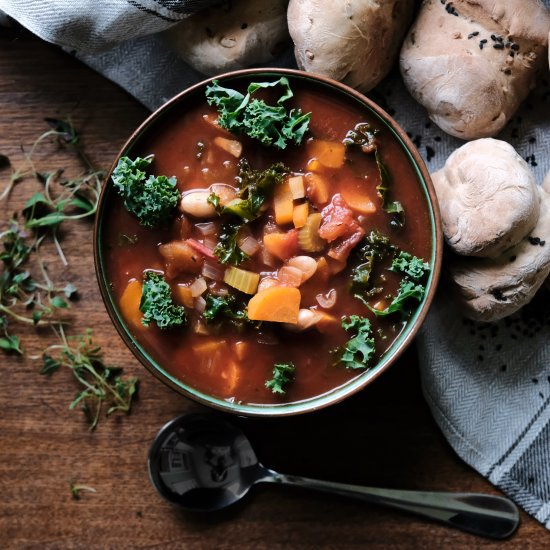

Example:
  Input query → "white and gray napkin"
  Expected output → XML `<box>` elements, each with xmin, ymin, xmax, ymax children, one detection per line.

<box><xmin>1</xmin><ymin>0</ymin><xmax>550</xmax><ymax>529</ymax></box>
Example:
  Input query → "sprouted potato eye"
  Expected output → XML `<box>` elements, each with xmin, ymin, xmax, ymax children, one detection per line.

<box><xmin>103</xmin><ymin>80</ymin><xmax>433</xmax><ymax>404</ymax></box>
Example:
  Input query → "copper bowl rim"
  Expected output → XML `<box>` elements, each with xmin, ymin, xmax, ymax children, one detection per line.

<box><xmin>93</xmin><ymin>67</ymin><xmax>443</xmax><ymax>417</ymax></box>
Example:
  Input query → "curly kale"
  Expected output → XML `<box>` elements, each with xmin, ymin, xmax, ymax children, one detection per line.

<box><xmin>205</xmin><ymin>78</ymin><xmax>311</xmax><ymax>149</ymax></box>
<box><xmin>339</xmin><ymin>316</ymin><xmax>375</xmax><ymax>370</ymax></box>
<box><xmin>265</xmin><ymin>362</ymin><xmax>295</xmax><ymax>395</ymax></box>
<box><xmin>140</xmin><ymin>271</ymin><xmax>186</xmax><ymax>329</ymax></box>
<box><xmin>203</xmin><ymin>293</ymin><xmax>248</xmax><ymax>324</ymax></box>
<box><xmin>111</xmin><ymin>155</ymin><xmax>179</xmax><ymax>229</ymax></box>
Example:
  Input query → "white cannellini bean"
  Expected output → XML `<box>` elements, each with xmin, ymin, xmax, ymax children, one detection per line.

<box><xmin>287</xmin><ymin>255</ymin><xmax>318</xmax><ymax>283</ymax></box>
<box><xmin>179</xmin><ymin>190</ymin><xmax>217</xmax><ymax>218</ymax></box>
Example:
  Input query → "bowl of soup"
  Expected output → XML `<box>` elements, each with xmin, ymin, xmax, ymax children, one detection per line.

<box><xmin>94</xmin><ymin>68</ymin><xmax>442</xmax><ymax>416</ymax></box>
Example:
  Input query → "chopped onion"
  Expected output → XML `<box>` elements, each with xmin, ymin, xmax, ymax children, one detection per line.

<box><xmin>261</xmin><ymin>247</ymin><xmax>277</xmax><ymax>267</ymax></box>
<box><xmin>238</xmin><ymin>235</ymin><xmax>260</xmax><ymax>256</ymax></box>
<box><xmin>194</xmin><ymin>295</ymin><xmax>206</xmax><ymax>313</ymax></box>
<box><xmin>202</xmin><ymin>235</ymin><xmax>218</xmax><ymax>251</ymax></box>
<box><xmin>190</xmin><ymin>277</ymin><xmax>207</xmax><ymax>297</ymax></box>
<box><xmin>202</xmin><ymin>260</ymin><xmax>225</xmax><ymax>281</ymax></box>
<box><xmin>193</xmin><ymin>319</ymin><xmax>210</xmax><ymax>335</ymax></box>
<box><xmin>258</xmin><ymin>277</ymin><xmax>279</xmax><ymax>292</ymax></box>
<box><xmin>297</xmin><ymin>309</ymin><xmax>323</xmax><ymax>330</ymax></box>
<box><xmin>196</xmin><ymin>222</ymin><xmax>217</xmax><ymax>236</ymax></box>
<box><xmin>278</xmin><ymin>266</ymin><xmax>303</xmax><ymax>288</ymax></box>
<box><xmin>287</xmin><ymin>255</ymin><xmax>317</xmax><ymax>283</ymax></box>
<box><xmin>316</xmin><ymin>289</ymin><xmax>337</xmax><ymax>309</ymax></box>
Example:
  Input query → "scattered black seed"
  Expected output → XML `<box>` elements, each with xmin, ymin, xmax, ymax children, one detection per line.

<box><xmin>529</xmin><ymin>137</ymin><xmax>536</xmax><ymax>144</ymax></box>
<box><xmin>511</xmin><ymin>43</ymin><xmax>520</xmax><ymax>51</ymax></box>
<box><xmin>413</xmin><ymin>135</ymin><xmax>422</xmax><ymax>147</ymax></box>
<box><xmin>500</xmin><ymin>364</ymin><xmax>507</xmax><ymax>372</ymax></box>
<box><xmin>479</xmin><ymin>39</ymin><xmax>487</xmax><ymax>50</ymax></box>
<box><xmin>532</xmin><ymin>378</ymin><xmax>539</xmax><ymax>384</ymax></box>
<box><xmin>547</xmin><ymin>376</ymin><xmax>550</xmax><ymax>383</ymax></box>
<box><xmin>493</xmin><ymin>43</ymin><xmax>505</xmax><ymax>50</ymax></box>
<box><xmin>504</xmin><ymin>69</ymin><xmax>512</xmax><ymax>75</ymax></box>
<box><xmin>445</xmin><ymin>2</ymin><xmax>459</xmax><ymax>16</ymax></box>
<box><xmin>425</xmin><ymin>122</ymin><xmax>432</xmax><ymax>129</ymax></box>
<box><xmin>511</xmin><ymin>334</ymin><xmax>518</xmax><ymax>340</ymax></box>
<box><xmin>241</xmin><ymin>23</ymin><xmax>248</xmax><ymax>29</ymax></box>
<box><xmin>0</xmin><ymin>153</ymin><xmax>9</xmax><ymax>169</ymax></box>
<box><xmin>434</xmin><ymin>136</ymin><xmax>442</xmax><ymax>142</ymax></box>
<box><xmin>539</xmin><ymin>392</ymin><xmax>544</xmax><ymax>399</ymax></box>
<box><xmin>205</xmin><ymin>27</ymin><xmax>214</xmax><ymax>38</ymax></box>
<box><xmin>468</xmin><ymin>31</ymin><xmax>479</xmax><ymax>39</ymax></box>
<box><xmin>496</xmin><ymin>344</ymin><xmax>502</xmax><ymax>351</ymax></box>
<box><xmin>477</xmin><ymin>355</ymin><xmax>484</xmax><ymax>361</ymax></box>
<box><xmin>426</xmin><ymin>145</ymin><xmax>435</xmax><ymax>162</ymax></box>
<box><xmin>479</xmin><ymin>345</ymin><xmax>485</xmax><ymax>351</ymax></box>
<box><xmin>387</xmin><ymin>107</ymin><xmax>396</xmax><ymax>116</ymax></box>
<box><xmin>528</xmin><ymin>236</ymin><xmax>545</xmax><ymax>246</ymax></box>
<box><xmin>406</xmin><ymin>131</ymin><xmax>413</xmax><ymax>138</ymax></box>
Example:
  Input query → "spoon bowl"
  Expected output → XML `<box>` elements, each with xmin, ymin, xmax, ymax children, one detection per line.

<box><xmin>148</xmin><ymin>414</ymin><xmax>520</xmax><ymax>539</ymax></box>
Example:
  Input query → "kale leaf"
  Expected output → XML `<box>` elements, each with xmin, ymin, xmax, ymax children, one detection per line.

<box><xmin>213</xmin><ymin>222</ymin><xmax>250</xmax><ymax>266</ymax></box>
<box><xmin>339</xmin><ymin>315</ymin><xmax>375</xmax><ymax>370</ymax></box>
<box><xmin>203</xmin><ymin>293</ymin><xmax>248</xmax><ymax>324</ymax></box>
<box><xmin>390</xmin><ymin>251</ymin><xmax>430</xmax><ymax>281</ymax></box>
<box><xmin>222</xmin><ymin>159</ymin><xmax>288</xmax><ymax>222</ymax></box>
<box><xmin>351</xmin><ymin>230</ymin><xmax>396</xmax><ymax>295</ymax></box>
<box><xmin>375</xmin><ymin>151</ymin><xmax>405</xmax><ymax>229</ymax></box>
<box><xmin>111</xmin><ymin>155</ymin><xmax>179</xmax><ymax>229</ymax></box>
<box><xmin>140</xmin><ymin>271</ymin><xmax>186</xmax><ymax>329</ymax></box>
<box><xmin>265</xmin><ymin>362</ymin><xmax>295</xmax><ymax>394</ymax></box>
<box><xmin>369</xmin><ymin>279</ymin><xmax>426</xmax><ymax>318</ymax></box>
<box><xmin>205</xmin><ymin>78</ymin><xmax>311</xmax><ymax>149</ymax></box>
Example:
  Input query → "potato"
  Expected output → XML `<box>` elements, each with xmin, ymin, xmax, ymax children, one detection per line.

<box><xmin>400</xmin><ymin>0</ymin><xmax>550</xmax><ymax>139</ymax></box>
<box><xmin>287</xmin><ymin>0</ymin><xmax>414</xmax><ymax>92</ymax></box>
<box><xmin>165</xmin><ymin>0</ymin><xmax>289</xmax><ymax>76</ymax></box>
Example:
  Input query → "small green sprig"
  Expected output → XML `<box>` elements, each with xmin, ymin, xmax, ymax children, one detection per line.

<box><xmin>265</xmin><ymin>362</ymin><xmax>295</xmax><ymax>395</ymax></box>
<box><xmin>41</xmin><ymin>327</ymin><xmax>139</xmax><ymax>430</ymax></box>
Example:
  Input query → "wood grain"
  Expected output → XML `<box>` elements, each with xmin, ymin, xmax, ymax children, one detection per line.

<box><xmin>0</xmin><ymin>28</ymin><xmax>548</xmax><ymax>549</ymax></box>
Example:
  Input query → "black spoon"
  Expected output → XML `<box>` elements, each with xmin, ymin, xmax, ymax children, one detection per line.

<box><xmin>148</xmin><ymin>414</ymin><xmax>519</xmax><ymax>539</ymax></box>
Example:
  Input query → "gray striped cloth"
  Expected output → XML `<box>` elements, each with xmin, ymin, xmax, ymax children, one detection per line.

<box><xmin>2</xmin><ymin>0</ymin><xmax>550</xmax><ymax>530</ymax></box>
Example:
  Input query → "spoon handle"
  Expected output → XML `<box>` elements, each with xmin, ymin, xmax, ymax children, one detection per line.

<box><xmin>269</xmin><ymin>473</ymin><xmax>519</xmax><ymax>539</ymax></box>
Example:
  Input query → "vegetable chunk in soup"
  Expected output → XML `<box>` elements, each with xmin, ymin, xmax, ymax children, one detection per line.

<box><xmin>102</xmin><ymin>77</ymin><xmax>433</xmax><ymax>405</ymax></box>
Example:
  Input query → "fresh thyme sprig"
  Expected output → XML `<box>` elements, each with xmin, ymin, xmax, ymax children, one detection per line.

<box><xmin>41</xmin><ymin>326</ymin><xmax>139</xmax><ymax>430</ymax></box>
<box><xmin>69</xmin><ymin>479</ymin><xmax>97</xmax><ymax>500</ymax></box>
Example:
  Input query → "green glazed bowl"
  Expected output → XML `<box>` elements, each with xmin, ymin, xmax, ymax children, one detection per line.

<box><xmin>94</xmin><ymin>68</ymin><xmax>443</xmax><ymax>417</ymax></box>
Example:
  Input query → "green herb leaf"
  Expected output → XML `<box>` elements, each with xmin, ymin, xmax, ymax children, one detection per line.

<box><xmin>205</xmin><ymin>78</ymin><xmax>311</xmax><ymax>149</ymax></box>
<box><xmin>214</xmin><ymin>222</ymin><xmax>249</xmax><ymax>266</ymax></box>
<box><xmin>51</xmin><ymin>295</ymin><xmax>68</xmax><ymax>309</ymax></box>
<box><xmin>390</xmin><ymin>251</ymin><xmax>430</xmax><ymax>281</ymax></box>
<box><xmin>111</xmin><ymin>155</ymin><xmax>179</xmax><ymax>229</ymax></box>
<box><xmin>340</xmin><ymin>315</ymin><xmax>375</xmax><ymax>370</ymax></box>
<box><xmin>375</xmin><ymin>151</ymin><xmax>405</xmax><ymax>229</ymax></box>
<box><xmin>369</xmin><ymin>279</ymin><xmax>426</xmax><ymax>318</ymax></box>
<box><xmin>265</xmin><ymin>362</ymin><xmax>295</xmax><ymax>394</ymax></box>
<box><xmin>0</xmin><ymin>334</ymin><xmax>22</xmax><ymax>355</ymax></box>
<box><xmin>140</xmin><ymin>271</ymin><xmax>186</xmax><ymax>329</ymax></box>
<box><xmin>203</xmin><ymin>293</ymin><xmax>248</xmax><ymax>324</ymax></box>
<box><xmin>40</xmin><ymin>353</ymin><xmax>61</xmax><ymax>375</ymax></box>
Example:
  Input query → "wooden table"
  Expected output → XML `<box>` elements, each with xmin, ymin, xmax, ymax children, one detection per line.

<box><xmin>0</xmin><ymin>28</ymin><xmax>547</xmax><ymax>549</ymax></box>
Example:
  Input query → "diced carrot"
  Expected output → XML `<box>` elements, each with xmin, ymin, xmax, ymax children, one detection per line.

<box><xmin>293</xmin><ymin>202</ymin><xmax>309</xmax><ymax>228</ymax></box>
<box><xmin>372</xmin><ymin>299</ymin><xmax>388</xmax><ymax>312</ymax></box>
<box><xmin>119</xmin><ymin>279</ymin><xmax>144</xmax><ymax>330</ymax></box>
<box><xmin>213</xmin><ymin>136</ymin><xmax>242</xmax><ymax>158</ymax></box>
<box><xmin>341</xmin><ymin>189</ymin><xmax>377</xmax><ymax>215</ymax></box>
<box><xmin>248</xmin><ymin>286</ymin><xmax>301</xmax><ymax>323</ymax></box>
<box><xmin>307</xmin><ymin>159</ymin><xmax>321</xmax><ymax>172</ymax></box>
<box><xmin>305</xmin><ymin>173</ymin><xmax>329</xmax><ymax>206</ymax></box>
<box><xmin>263</xmin><ymin>230</ymin><xmax>299</xmax><ymax>261</ymax></box>
<box><xmin>288</xmin><ymin>175</ymin><xmax>305</xmax><ymax>199</ymax></box>
<box><xmin>307</xmin><ymin>140</ymin><xmax>346</xmax><ymax>168</ymax></box>
<box><xmin>175</xmin><ymin>284</ymin><xmax>194</xmax><ymax>308</ymax></box>
<box><xmin>233</xmin><ymin>341</ymin><xmax>250</xmax><ymax>361</ymax></box>
<box><xmin>274</xmin><ymin>181</ymin><xmax>294</xmax><ymax>225</ymax></box>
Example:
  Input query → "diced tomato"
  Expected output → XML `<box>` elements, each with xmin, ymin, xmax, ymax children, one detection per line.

<box><xmin>319</xmin><ymin>194</ymin><xmax>364</xmax><ymax>261</ymax></box>
<box><xmin>327</xmin><ymin>228</ymin><xmax>365</xmax><ymax>262</ymax></box>
<box><xmin>319</xmin><ymin>194</ymin><xmax>361</xmax><ymax>242</ymax></box>
<box><xmin>186</xmin><ymin>238</ymin><xmax>217</xmax><ymax>260</ymax></box>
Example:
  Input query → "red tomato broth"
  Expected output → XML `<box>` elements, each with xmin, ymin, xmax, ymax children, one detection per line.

<box><xmin>101</xmin><ymin>82</ymin><xmax>433</xmax><ymax>405</ymax></box>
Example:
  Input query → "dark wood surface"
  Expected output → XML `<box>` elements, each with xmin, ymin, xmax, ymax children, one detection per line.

<box><xmin>0</xmin><ymin>29</ymin><xmax>548</xmax><ymax>549</ymax></box>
